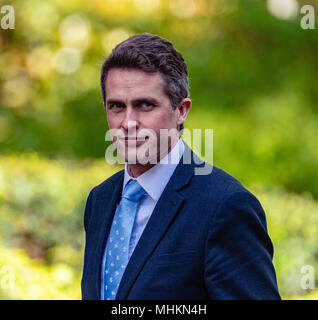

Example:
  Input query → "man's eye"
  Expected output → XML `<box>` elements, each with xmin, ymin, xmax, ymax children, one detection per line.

<box><xmin>141</xmin><ymin>101</ymin><xmax>154</xmax><ymax>109</ymax></box>
<box><xmin>110</xmin><ymin>103</ymin><xmax>123</xmax><ymax>110</ymax></box>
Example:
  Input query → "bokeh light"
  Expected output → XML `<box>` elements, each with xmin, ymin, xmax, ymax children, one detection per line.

<box><xmin>267</xmin><ymin>0</ymin><xmax>299</xmax><ymax>20</ymax></box>
<box><xmin>52</xmin><ymin>47</ymin><xmax>82</xmax><ymax>74</ymax></box>
<box><xmin>102</xmin><ymin>28</ymin><xmax>131</xmax><ymax>53</ymax></box>
<box><xmin>169</xmin><ymin>0</ymin><xmax>196</xmax><ymax>19</ymax></box>
<box><xmin>59</xmin><ymin>14</ymin><xmax>91</xmax><ymax>51</ymax></box>
<box><xmin>2</xmin><ymin>69</ymin><xmax>33</xmax><ymax>108</ymax></box>
<box><xmin>134</xmin><ymin>0</ymin><xmax>160</xmax><ymax>14</ymax></box>
<box><xmin>26</xmin><ymin>48</ymin><xmax>53</xmax><ymax>79</ymax></box>
<box><xmin>21</xmin><ymin>2</ymin><xmax>60</xmax><ymax>39</ymax></box>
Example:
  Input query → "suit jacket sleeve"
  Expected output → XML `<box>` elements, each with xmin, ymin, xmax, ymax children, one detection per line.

<box><xmin>204</xmin><ymin>190</ymin><xmax>281</xmax><ymax>299</ymax></box>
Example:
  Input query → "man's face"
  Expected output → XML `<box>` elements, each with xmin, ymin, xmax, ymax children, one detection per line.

<box><xmin>105</xmin><ymin>68</ymin><xmax>182</xmax><ymax>164</ymax></box>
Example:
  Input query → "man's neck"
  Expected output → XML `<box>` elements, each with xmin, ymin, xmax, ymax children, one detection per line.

<box><xmin>127</xmin><ymin>163</ymin><xmax>156</xmax><ymax>178</ymax></box>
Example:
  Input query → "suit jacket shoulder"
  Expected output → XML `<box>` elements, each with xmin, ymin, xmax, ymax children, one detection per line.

<box><xmin>83</xmin><ymin>169</ymin><xmax>124</xmax><ymax>232</ymax></box>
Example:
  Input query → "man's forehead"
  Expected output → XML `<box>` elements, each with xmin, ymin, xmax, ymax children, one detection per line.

<box><xmin>105</xmin><ymin>68</ymin><xmax>166</xmax><ymax>97</ymax></box>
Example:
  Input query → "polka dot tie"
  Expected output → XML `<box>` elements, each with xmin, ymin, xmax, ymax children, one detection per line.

<box><xmin>104</xmin><ymin>179</ymin><xmax>146</xmax><ymax>300</ymax></box>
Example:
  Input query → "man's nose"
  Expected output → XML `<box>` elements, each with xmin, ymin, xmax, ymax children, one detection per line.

<box><xmin>121</xmin><ymin>108</ymin><xmax>140</xmax><ymax>133</ymax></box>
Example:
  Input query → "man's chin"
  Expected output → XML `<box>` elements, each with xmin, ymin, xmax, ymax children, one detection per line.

<box><xmin>117</xmin><ymin>148</ymin><xmax>158</xmax><ymax>165</ymax></box>
<box><xmin>116</xmin><ymin>138</ymin><xmax>165</xmax><ymax>165</ymax></box>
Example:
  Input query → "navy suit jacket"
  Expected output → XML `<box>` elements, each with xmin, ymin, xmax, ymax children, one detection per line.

<box><xmin>81</xmin><ymin>143</ymin><xmax>280</xmax><ymax>299</ymax></box>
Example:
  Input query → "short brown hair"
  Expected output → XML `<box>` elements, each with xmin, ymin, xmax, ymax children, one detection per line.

<box><xmin>100</xmin><ymin>33</ymin><xmax>189</xmax><ymax>131</ymax></box>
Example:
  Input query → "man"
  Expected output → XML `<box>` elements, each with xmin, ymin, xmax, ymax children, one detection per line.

<box><xmin>81</xmin><ymin>33</ymin><xmax>281</xmax><ymax>300</ymax></box>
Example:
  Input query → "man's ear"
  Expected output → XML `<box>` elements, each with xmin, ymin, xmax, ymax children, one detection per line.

<box><xmin>176</xmin><ymin>98</ymin><xmax>192</xmax><ymax>128</ymax></box>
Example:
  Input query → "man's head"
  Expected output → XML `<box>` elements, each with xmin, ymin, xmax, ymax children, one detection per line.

<box><xmin>101</xmin><ymin>33</ymin><xmax>191</xmax><ymax>172</ymax></box>
<box><xmin>101</xmin><ymin>33</ymin><xmax>190</xmax><ymax>132</ymax></box>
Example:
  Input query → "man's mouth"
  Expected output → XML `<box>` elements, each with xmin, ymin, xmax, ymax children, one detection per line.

<box><xmin>120</xmin><ymin>137</ymin><xmax>149</xmax><ymax>141</ymax></box>
<box><xmin>117</xmin><ymin>137</ymin><xmax>149</xmax><ymax>148</ymax></box>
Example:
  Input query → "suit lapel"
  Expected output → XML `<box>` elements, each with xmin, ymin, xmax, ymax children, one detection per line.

<box><xmin>116</xmin><ymin>142</ymin><xmax>197</xmax><ymax>299</ymax></box>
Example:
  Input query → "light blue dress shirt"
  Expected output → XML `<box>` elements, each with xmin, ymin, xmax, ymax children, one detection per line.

<box><xmin>100</xmin><ymin>138</ymin><xmax>185</xmax><ymax>299</ymax></box>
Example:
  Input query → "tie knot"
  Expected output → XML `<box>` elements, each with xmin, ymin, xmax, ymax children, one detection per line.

<box><xmin>122</xmin><ymin>179</ymin><xmax>146</xmax><ymax>202</ymax></box>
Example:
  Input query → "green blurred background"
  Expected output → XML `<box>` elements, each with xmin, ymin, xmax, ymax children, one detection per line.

<box><xmin>1</xmin><ymin>0</ymin><xmax>318</xmax><ymax>299</ymax></box>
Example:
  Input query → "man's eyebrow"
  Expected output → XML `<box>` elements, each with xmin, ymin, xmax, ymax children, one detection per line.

<box><xmin>106</xmin><ymin>97</ymin><xmax>159</xmax><ymax>105</ymax></box>
<box><xmin>106</xmin><ymin>99</ymin><xmax>125</xmax><ymax>105</ymax></box>
<box><xmin>132</xmin><ymin>97</ymin><xmax>159</xmax><ymax>105</ymax></box>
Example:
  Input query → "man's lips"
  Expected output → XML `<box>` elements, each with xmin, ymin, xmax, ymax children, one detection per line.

<box><xmin>117</xmin><ymin>137</ymin><xmax>149</xmax><ymax>147</ymax></box>
<box><xmin>119</xmin><ymin>137</ymin><xmax>149</xmax><ymax>141</ymax></box>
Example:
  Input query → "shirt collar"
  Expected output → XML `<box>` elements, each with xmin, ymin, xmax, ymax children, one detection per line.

<box><xmin>123</xmin><ymin>138</ymin><xmax>185</xmax><ymax>201</ymax></box>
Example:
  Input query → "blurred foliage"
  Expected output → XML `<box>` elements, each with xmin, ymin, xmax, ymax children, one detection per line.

<box><xmin>0</xmin><ymin>154</ymin><xmax>121</xmax><ymax>299</ymax></box>
<box><xmin>0</xmin><ymin>245</ymin><xmax>81</xmax><ymax>299</ymax></box>
<box><xmin>0</xmin><ymin>153</ymin><xmax>120</xmax><ymax>258</ymax></box>
<box><xmin>255</xmin><ymin>186</ymin><xmax>318</xmax><ymax>298</ymax></box>
<box><xmin>1</xmin><ymin>0</ymin><xmax>318</xmax><ymax>299</ymax></box>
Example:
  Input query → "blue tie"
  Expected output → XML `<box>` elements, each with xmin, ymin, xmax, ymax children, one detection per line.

<box><xmin>104</xmin><ymin>179</ymin><xmax>146</xmax><ymax>300</ymax></box>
